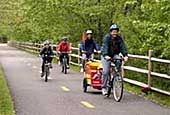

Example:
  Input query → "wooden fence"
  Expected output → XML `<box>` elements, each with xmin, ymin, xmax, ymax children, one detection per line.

<box><xmin>9</xmin><ymin>41</ymin><xmax>170</xmax><ymax>96</ymax></box>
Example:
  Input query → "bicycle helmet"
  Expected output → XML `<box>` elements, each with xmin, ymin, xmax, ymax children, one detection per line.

<box><xmin>110</xmin><ymin>24</ymin><xmax>119</xmax><ymax>32</ymax></box>
<box><xmin>44</xmin><ymin>40</ymin><xmax>50</xmax><ymax>45</ymax></box>
<box><xmin>62</xmin><ymin>36</ymin><xmax>67</xmax><ymax>42</ymax></box>
<box><xmin>86</xmin><ymin>30</ymin><xmax>92</xmax><ymax>34</ymax></box>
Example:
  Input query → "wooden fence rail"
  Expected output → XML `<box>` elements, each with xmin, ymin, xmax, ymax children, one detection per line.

<box><xmin>9</xmin><ymin>41</ymin><xmax>170</xmax><ymax>96</ymax></box>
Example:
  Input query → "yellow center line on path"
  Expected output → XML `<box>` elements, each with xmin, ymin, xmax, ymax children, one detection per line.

<box><xmin>61</xmin><ymin>86</ymin><xmax>70</xmax><ymax>92</ymax></box>
<box><xmin>80</xmin><ymin>101</ymin><xmax>95</xmax><ymax>109</ymax></box>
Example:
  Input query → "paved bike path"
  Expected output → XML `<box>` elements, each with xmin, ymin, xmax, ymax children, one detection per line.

<box><xmin>0</xmin><ymin>44</ymin><xmax>169</xmax><ymax>115</ymax></box>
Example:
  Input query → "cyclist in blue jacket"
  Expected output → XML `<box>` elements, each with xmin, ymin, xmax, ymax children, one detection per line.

<box><xmin>101</xmin><ymin>24</ymin><xmax>128</xmax><ymax>95</ymax></box>
<box><xmin>79</xmin><ymin>30</ymin><xmax>100</xmax><ymax>72</ymax></box>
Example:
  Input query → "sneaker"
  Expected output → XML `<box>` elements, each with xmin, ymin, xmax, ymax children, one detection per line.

<box><xmin>80</xmin><ymin>68</ymin><xmax>84</xmax><ymax>72</ymax></box>
<box><xmin>67</xmin><ymin>65</ymin><xmax>70</xmax><ymax>69</ymax></box>
<box><xmin>48</xmin><ymin>76</ymin><xmax>52</xmax><ymax>80</ymax></box>
<box><xmin>102</xmin><ymin>88</ymin><xmax>108</xmax><ymax>95</ymax></box>
<box><xmin>41</xmin><ymin>72</ymin><xmax>44</xmax><ymax>77</ymax></box>
<box><xmin>49</xmin><ymin>63</ymin><xmax>53</xmax><ymax>68</ymax></box>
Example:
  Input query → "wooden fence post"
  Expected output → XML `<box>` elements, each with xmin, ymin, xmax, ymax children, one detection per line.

<box><xmin>35</xmin><ymin>43</ymin><xmax>38</xmax><ymax>53</ymax></box>
<box><xmin>148</xmin><ymin>50</ymin><xmax>153</xmax><ymax>87</ymax></box>
<box><xmin>70</xmin><ymin>43</ymin><xmax>72</xmax><ymax>63</ymax></box>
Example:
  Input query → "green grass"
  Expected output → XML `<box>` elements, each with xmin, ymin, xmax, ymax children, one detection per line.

<box><xmin>70</xmin><ymin>64</ymin><xmax>80</xmax><ymax>72</ymax></box>
<box><xmin>124</xmin><ymin>83</ymin><xmax>170</xmax><ymax>107</ymax></box>
<box><xmin>0</xmin><ymin>65</ymin><xmax>15</xmax><ymax>115</ymax></box>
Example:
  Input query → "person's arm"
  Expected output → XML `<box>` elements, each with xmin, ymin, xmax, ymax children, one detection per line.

<box><xmin>40</xmin><ymin>47</ymin><xmax>45</xmax><ymax>56</ymax></box>
<box><xmin>101</xmin><ymin>35</ymin><xmax>109</xmax><ymax>57</ymax></box>
<box><xmin>79</xmin><ymin>41</ymin><xmax>85</xmax><ymax>53</ymax></box>
<box><xmin>50</xmin><ymin>46</ymin><xmax>54</xmax><ymax>55</ymax></box>
<box><xmin>93</xmin><ymin>40</ymin><xmax>100</xmax><ymax>51</ymax></box>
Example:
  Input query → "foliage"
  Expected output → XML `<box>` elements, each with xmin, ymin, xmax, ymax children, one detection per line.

<box><xmin>1</xmin><ymin>0</ymin><xmax>170</xmax><ymax>58</ymax></box>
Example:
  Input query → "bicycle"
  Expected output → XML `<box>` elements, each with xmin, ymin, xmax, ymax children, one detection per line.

<box><xmin>59</xmin><ymin>52</ymin><xmax>70</xmax><ymax>74</ymax></box>
<box><xmin>41</xmin><ymin>55</ymin><xmax>53</xmax><ymax>82</ymax></box>
<box><xmin>106</xmin><ymin>57</ymin><xmax>124</xmax><ymax>102</ymax></box>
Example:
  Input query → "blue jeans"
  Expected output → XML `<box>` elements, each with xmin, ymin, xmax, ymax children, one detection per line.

<box><xmin>101</xmin><ymin>55</ymin><xmax>122</xmax><ymax>89</ymax></box>
<box><xmin>81</xmin><ymin>53</ymin><xmax>94</xmax><ymax>70</ymax></box>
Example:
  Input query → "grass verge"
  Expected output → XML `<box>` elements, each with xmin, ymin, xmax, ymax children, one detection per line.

<box><xmin>124</xmin><ymin>83</ymin><xmax>170</xmax><ymax>107</ymax></box>
<box><xmin>0</xmin><ymin>65</ymin><xmax>15</xmax><ymax>115</ymax></box>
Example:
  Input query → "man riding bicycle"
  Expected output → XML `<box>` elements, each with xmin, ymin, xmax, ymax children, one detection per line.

<box><xmin>57</xmin><ymin>37</ymin><xmax>72</xmax><ymax>69</ymax></box>
<box><xmin>101</xmin><ymin>24</ymin><xmax>128</xmax><ymax>95</ymax></box>
<box><xmin>79</xmin><ymin>30</ymin><xmax>100</xmax><ymax>72</ymax></box>
<box><xmin>40</xmin><ymin>40</ymin><xmax>54</xmax><ymax>77</ymax></box>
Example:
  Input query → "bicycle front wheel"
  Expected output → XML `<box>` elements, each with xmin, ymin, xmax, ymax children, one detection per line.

<box><xmin>44</xmin><ymin>66</ymin><xmax>49</xmax><ymax>82</ymax></box>
<box><xmin>112</xmin><ymin>75</ymin><xmax>123</xmax><ymax>102</ymax></box>
<box><xmin>64</xmin><ymin>58</ymin><xmax>67</xmax><ymax>74</ymax></box>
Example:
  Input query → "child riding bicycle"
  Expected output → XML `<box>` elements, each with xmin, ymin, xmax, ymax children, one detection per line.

<box><xmin>40</xmin><ymin>40</ymin><xmax>54</xmax><ymax>77</ymax></box>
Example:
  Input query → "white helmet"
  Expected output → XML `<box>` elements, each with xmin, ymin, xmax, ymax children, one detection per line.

<box><xmin>44</xmin><ymin>40</ymin><xmax>50</xmax><ymax>45</ymax></box>
<box><xmin>86</xmin><ymin>30</ymin><xmax>92</xmax><ymax>34</ymax></box>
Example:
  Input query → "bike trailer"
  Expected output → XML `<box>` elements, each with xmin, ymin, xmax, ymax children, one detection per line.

<box><xmin>84</xmin><ymin>61</ymin><xmax>102</xmax><ymax>90</ymax></box>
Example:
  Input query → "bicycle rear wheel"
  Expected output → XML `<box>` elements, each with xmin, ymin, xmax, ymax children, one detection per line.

<box><xmin>112</xmin><ymin>75</ymin><xmax>123</xmax><ymax>102</ymax></box>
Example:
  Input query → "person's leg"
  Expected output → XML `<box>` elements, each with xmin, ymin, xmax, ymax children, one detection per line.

<box><xmin>47</xmin><ymin>56</ymin><xmax>52</xmax><ymax>63</ymax></box>
<box><xmin>81</xmin><ymin>53</ymin><xmax>86</xmax><ymax>72</ymax></box>
<box><xmin>66</xmin><ymin>54</ymin><xmax>70</xmax><ymax>69</ymax></box>
<box><xmin>90</xmin><ymin>53</ymin><xmax>94</xmax><ymax>61</ymax></box>
<box><xmin>66</xmin><ymin>54</ymin><xmax>69</xmax><ymax>65</ymax></box>
<box><xmin>41</xmin><ymin>59</ymin><xmax>45</xmax><ymax>77</ymax></box>
<box><xmin>60</xmin><ymin>54</ymin><xmax>64</xmax><ymax>64</ymax></box>
<box><xmin>113</xmin><ymin>55</ymin><xmax>122</xmax><ymax>72</ymax></box>
<box><xmin>101</xmin><ymin>56</ymin><xmax>111</xmax><ymax>95</ymax></box>
<box><xmin>48</xmin><ymin>57</ymin><xmax>53</xmax><ymax>68</ymax></box>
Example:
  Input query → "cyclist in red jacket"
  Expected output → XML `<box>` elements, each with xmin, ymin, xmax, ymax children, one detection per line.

<box><xmin>56</xmin><ymin>37</ymin><xmax>72</xmax><ymax>68</ymax></box>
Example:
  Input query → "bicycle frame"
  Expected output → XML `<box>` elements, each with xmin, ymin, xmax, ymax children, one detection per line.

<box><xmin>107</xmin><ymin>58</ymin><xmax>124</xmax><ymax>102</ymax></box>
<box><xmin>44</xmin><ymin>60</ymin><xmax>50</xmax><ymax>82</ymax></box>
<box><xmin>41</xmin><ymin>54</ymin><xmax>53</xmax><ymax>82</ymax></box>
<box><xmin>61</xmin><ymin>53</ymin><xmax>69</xmax><ymax>74</ymax></box>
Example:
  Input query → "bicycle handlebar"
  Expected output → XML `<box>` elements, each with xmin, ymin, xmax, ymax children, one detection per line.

<box><xmin>40</xmin><ymin>54</ymin><xmax>55</xmax><ymax>58</ymax></box>
<box><xmin>58</xmin><ymin>51</ymin><xmax>71</xmax><ymax>54</ymax></box>
<box><xmin>81</xmin><ymin>50</ymin><xmax>101</xmax><ymax>54</ymax></box>
<box><xmin>106</xmin><ymin>57</ymin><xmax>124</xmax><ymax>61</ymax></box>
